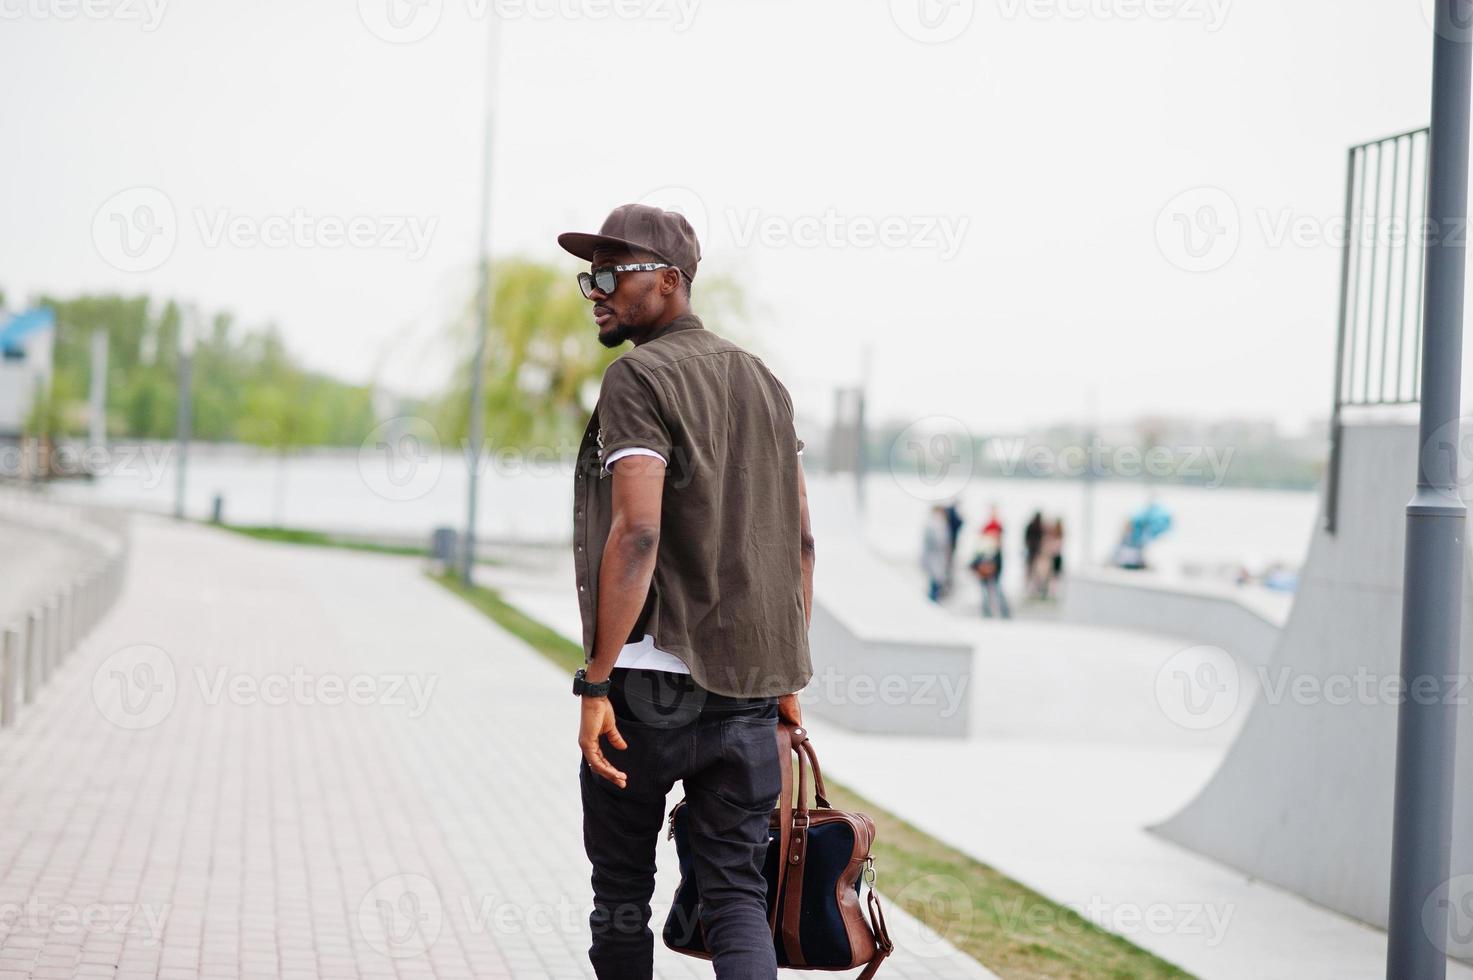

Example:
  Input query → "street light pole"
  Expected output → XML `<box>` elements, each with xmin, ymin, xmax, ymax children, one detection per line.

<box><xmin>462</xmin><ymin>16</ymin><xmax>502</xmax><ymax>586</ymax></box>
<box><xmin>1386</xmin><ymin>4</ymin><xmax>1472</xmax><ymax>977</ymax></box>
<box><xmin>173</xmin><ymin>304</ymin><xmax>197</xmax><ymax>522</ymax></box>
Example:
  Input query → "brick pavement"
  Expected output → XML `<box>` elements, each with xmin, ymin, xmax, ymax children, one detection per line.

<box><xmin>0</xmin><ymin>514</ymin><xmax>996</xmax><ymax>980</ymax></box>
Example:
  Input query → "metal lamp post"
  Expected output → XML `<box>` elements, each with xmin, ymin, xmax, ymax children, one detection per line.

<box><xmin>1386</xmin><ymin>3</ymin><xmax>1472</xmax><ymax>977</ymax></box>
<box><xmin>462</xmin><ymin>16</ymin><xmax>502</xmax><ymax>585</ymax></box>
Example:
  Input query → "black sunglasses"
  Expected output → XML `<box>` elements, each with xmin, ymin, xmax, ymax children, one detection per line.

<box><xmin>577</xmin><ymin>262</ymin><xmax>671</xmax><ymax>299</ymax></box>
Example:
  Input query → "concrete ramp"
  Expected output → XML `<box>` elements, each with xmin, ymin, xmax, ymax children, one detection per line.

<box><xmin>1155</xmin><ymin>416</ymin><xmax>1473</xmax><ymax>950</ymax></box>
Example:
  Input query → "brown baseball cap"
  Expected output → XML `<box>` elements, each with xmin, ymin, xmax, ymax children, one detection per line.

<box><xmin>558</xmin><ymin>203</ymin><xmax>701</xmax><ymax>282</ymax></box>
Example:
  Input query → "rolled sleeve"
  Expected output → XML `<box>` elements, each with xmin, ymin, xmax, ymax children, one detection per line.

<box><xmin>597</xmin><ymin>358</ymin><xmax>673</xmax><ymax>465</ymax></box>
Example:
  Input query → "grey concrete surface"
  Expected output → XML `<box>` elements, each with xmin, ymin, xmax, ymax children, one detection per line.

<box><xmin>1157</xmin><ymin>415</ymin><xmax>1473</xmax><ymax>957</ymax></box>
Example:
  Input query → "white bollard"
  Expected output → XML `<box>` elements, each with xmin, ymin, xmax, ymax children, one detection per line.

<box><xmin>23</xmin><ymin>607</ymin><xmax>41</xmax><ymax>704</ymax></box>
<box><xmin>1</xmin><ymin>626</ymin><xmax>18</xmax><ymax>727</ymax></box>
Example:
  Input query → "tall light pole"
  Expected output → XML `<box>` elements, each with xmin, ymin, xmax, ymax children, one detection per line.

<box><xmin>173</xmin><ymin>304</ymin><xmax>197</xmax><ymax>521</ymax></box>
<box><xmin>1386</xmin><ymin>4</ymin><xmax>1471</xmax><ymax>977</ymax></box>
<box><xmin>462</xmin><ymin>16</ymin><xmax>502</xmax><ymax>585</ymax></box>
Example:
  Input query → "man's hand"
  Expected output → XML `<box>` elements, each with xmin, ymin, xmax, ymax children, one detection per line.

<box><xmin>579</xmin><ymin>696</ymin><xmax>629</xmax><ymax>789</ymax></box>
<box><xmin>778</xmin><ymin>693</ymin><xmax>803</xmax><ymax>727</ymax></box>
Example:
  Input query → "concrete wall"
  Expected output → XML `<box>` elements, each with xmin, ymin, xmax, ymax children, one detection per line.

<box><xmin>1155</xmin><ymin>417</ymin><xmax>1473</xmax><ymax>949</ymax></box>
<box><xmin>1062</xmin><ymin>567</ymin><xmax>1287</xmax><ymax>670</ymax></box>
<box><xmin>806</xmin><ymin>536</ymin><xmax>973</xmax><ymax>738</ymax></box>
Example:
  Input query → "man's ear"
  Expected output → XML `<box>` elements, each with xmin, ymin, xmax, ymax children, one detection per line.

<box><xmin>661</xmin><ymin>267</ymin><xmax>683</xmax><ymax>296</ymax></box>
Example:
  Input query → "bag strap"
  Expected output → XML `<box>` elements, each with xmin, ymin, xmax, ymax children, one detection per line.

<box><xmin>781</xmin><ymin>723</ymin><xmax>812</xmax><ymax>966</ymax></box>
<box><xmin>856</xmin><ymin>864</ymin><xmax>894</xmax><ymax>979</ymax></box>
<box><xmin>769</xmin><ymin>722</ymin><xmax>796</xmax><ymax>935</ymax></box>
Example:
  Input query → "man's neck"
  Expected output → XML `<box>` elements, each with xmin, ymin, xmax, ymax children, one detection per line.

<box><xmin>633</xmin><ymin>308</ymin><xmax>695</xmax><ymax>347</ymax></box>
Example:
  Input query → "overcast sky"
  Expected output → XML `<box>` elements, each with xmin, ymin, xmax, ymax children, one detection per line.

<box><xmin>0</xmin><ymin>0</ymin><xmax>1453</xmax><ymax>435</ymax></box>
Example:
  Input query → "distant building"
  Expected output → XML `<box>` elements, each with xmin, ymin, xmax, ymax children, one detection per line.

<box><xmin>0</xmin><ymin>308</ymin><xmax>56</xmax><ymax>438</ymax></box>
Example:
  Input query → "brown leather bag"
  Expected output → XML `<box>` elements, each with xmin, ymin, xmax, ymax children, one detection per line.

<box><xmin>663</xmin><ymin>722</ymin><xmax>894</xmax><ymax>977</ymax></box>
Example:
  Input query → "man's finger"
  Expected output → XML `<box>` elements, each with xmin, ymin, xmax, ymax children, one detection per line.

<box><xmin>604</xmin><ymin>725</ymin><xmax>627</xmax><ymax>751</ymax></box>
<box><xmin>579</xmin><ymin>738</ymin><xmax>627</xmax><ymax>786</ymax></box>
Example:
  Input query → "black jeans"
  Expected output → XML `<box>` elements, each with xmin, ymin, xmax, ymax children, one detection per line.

<box><xmin>580</xmin><ymin>667</ymin><xmax>782</xmax><ymax>980</ymax></box>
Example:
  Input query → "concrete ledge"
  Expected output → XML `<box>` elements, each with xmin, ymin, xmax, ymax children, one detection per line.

<box><xmin>807</xmin><ymin>538</ymin><xmax>973</xmax><ymax>737</ymax></box>
<box><xmin>1061</xmin><ymin>566</ymin><xmax>1287</xmax><ymax>668</ymax></box>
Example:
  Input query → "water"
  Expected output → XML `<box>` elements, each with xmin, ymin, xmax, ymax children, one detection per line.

<box><xmin>47</xmin><ymin>442</ymin><xmax>1319</xmax><ymax>587</ymax></box>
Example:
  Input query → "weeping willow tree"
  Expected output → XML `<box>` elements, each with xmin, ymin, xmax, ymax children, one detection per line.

<box><xmin>434</xmin><ymin>257</ymin><xmax>749</xmax><ymax>451</ymax></box>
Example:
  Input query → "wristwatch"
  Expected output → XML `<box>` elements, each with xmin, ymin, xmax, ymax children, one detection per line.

<box><xmin>573</xmin><ymin>668</ymin><xmax>611</xmax><ymax>698</ymax></box>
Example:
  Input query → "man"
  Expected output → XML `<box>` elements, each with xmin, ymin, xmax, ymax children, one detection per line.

<box><xmin>558</xmin><ymin>203</ymin><xmax>814</xmax><ymax>980</ymax></box>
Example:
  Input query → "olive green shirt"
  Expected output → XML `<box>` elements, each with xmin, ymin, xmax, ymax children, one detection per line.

<box><xmin>573</xmin><ymin>313</ymin><xmax>812</xmax><ymax>698</ymax></box>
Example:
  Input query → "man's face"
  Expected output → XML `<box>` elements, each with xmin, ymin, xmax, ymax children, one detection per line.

<box><xmin>587</xmin><ymin>246</ymin><xmax>666</xmax><ymax>348</ymax></box>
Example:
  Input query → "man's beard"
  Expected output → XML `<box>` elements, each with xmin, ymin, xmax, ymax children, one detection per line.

<box><xmin>597</xmin><ymin>321</ymin><xmax>635</xmax><ymax>348</ymax></box>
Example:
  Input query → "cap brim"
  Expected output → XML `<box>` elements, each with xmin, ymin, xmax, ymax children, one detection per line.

<box><xmin>557</xmin><ymin>231</ymin><xmax>653</xmax><ymax>264</ymax></box>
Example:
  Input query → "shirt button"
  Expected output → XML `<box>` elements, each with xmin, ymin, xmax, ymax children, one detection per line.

<box><xmin>578</xmin><ymin>584</ymin><xmax>585</xmax><ymax>592</ymax></box>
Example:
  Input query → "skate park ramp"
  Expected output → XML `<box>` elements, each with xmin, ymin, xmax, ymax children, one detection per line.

<box><xmin>1154</xmin><ymin>413</ymin><xmax>1473</xmax><ymax>952</ymax></box>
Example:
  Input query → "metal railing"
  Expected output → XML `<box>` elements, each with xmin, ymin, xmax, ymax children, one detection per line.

<box><xmin>0</xmin><ymin>486</ymin><xmax>130</xmax><ymax>728</ymax></box>
<box><xmin>1325</xmin><ymin>127</ymin><xmax>1430</xmax><ymax>532</ymax></box>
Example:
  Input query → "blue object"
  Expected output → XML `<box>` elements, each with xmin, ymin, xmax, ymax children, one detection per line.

<box><xmin>0</xmin><ymin>308</ymin><xmax>56</xmax><ymax>356</ymax></box>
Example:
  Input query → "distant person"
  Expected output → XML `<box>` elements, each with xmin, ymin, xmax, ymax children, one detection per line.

<box><xmin>1113</xmin><ymin>499</ymin><xmax>1171</xmax><ymax>570</ymax></box>
<box><xmin>1023</xmin><ymin>510</ymin><xmax>1045</xmax><ymax>598</ymax></box>
<box><xmin>942</xmin><ymin>499</ymin><xmax>964</xmax><ymax>596</ymax></box>
<box><xmin>1038</xmin><ymin>518</ymin><xmax>1064</xmax><ymax>600</ymax></box>
<box><xmin>969</xmin><ymin>505</ymin><xmax>1011</xmax><ymax>618</ymax></box>
<box><xmin>923</xmin><ymin>505</ymin><xmax>951</xmax><ymax>602</ymax></box>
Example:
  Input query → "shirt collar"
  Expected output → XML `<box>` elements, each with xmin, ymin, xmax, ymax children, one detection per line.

<box><xmin>644</xmin><ymin>312</ymin><xmax>704</xmax><ymax>344</ymax></box>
